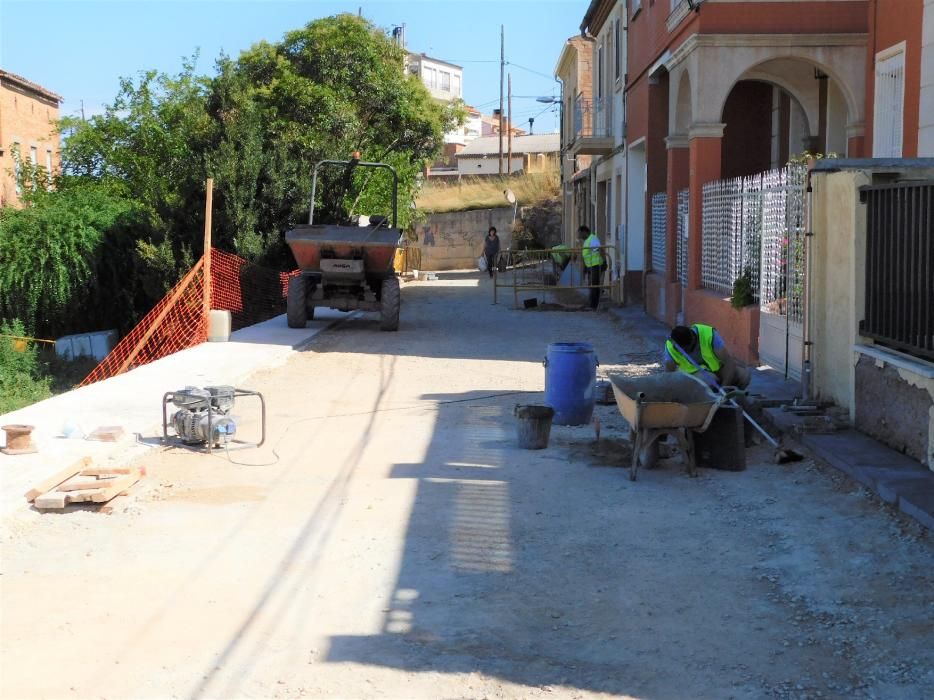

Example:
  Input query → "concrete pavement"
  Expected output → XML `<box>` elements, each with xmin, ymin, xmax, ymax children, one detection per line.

<box><xmin>0</xmin><ymin>309</ymin><xmax>350</xmax><ymax>519</ymax></box>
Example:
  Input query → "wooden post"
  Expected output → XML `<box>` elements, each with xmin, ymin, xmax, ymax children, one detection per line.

<box><xmin>203</xmin><ymin>178</ymin><xmax>214</xmax><ymax>322</ymax></box>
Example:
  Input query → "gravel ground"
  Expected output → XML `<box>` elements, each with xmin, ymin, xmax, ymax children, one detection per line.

<box><xmin>1</xmin><ymin>272</ymin><xmax>931</xmax><ymax>700</ymax></box>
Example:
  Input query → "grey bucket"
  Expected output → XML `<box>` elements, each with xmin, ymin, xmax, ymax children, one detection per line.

<box><xmin>514</xmin><ymin>404</ymin><xmax>555</xmax><ymax>450</ymax></box>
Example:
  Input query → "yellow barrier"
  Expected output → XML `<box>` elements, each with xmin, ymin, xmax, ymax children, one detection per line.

<box><xmin>492</xmin><ymin>245</ymin><xmax>618</xmax><ymax>308</ymax></box>
<box><xmin>0</xmin><ymin>334</ymin><xmax>56</xmax><ymax>353</ymax></box>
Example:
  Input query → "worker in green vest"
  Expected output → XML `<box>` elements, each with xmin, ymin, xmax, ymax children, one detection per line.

<box><xmin>550</xmin><ymin>243</ymin><xmax>571</xmax><ymax>278</ymax></box>
<box><xmin>664</xmin><ymin>324</ymin><xmax>751</xmax><ymax>389</ymax></box>
<box><xmin>578</xmin><ymin>224</ymin><xmax>605</xmax><ymax>309</ymax></box>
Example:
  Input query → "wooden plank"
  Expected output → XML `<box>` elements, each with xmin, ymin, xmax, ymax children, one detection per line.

<box><xmin>33</xmin><ymin>491</ymin><xmax>69</xmax><ymax>510</ymax></box>
<box><xmin>58</xmin><ymin>477</ymin><xmax>117</xmax><ymax>492</ymax></box>
<box><xmin>63</xmin><ymin>488</ymin><xmax>107</xmax><ymax>504</ymax></box>
<box><xmin>24</xmin><ymin>456</ymin><xmax>92</xmax><ymax>502</ymax></box>
<box><xmin>85</xmin><ymin>426</ymin><xmax>126</xmax><ymax>442</ymax></box>
<box><xmin>89</xmin><ymin>470</ymin><xmax>142</xmax><ymax>503</ymax></box>
<box><xmin>79</xmin><ymin>467</ymin><xmax>133</xmax><ymax>477</ymax></box>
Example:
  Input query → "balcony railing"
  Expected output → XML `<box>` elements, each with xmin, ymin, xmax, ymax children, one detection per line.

<box><xmin>574</xmin><ymin>97</ymin><xmax>611</xmax><ymax>140</ymax></box>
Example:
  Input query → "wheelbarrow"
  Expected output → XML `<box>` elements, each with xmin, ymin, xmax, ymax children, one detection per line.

<box><xmin>608</xmin><ymin>372</ymin><xmax>726</xmax><ymax>481</ymax></box>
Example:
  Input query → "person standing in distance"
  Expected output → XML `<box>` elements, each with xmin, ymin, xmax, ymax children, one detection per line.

<box><xmin>483</xmin><ymin>226</ymin><xmax>500</xmax><ymax>278</ymax></box>
<box><xmin>578</xmin><ymin>224</ymin><xmax>605</xmax><ymax>309</ymax></box>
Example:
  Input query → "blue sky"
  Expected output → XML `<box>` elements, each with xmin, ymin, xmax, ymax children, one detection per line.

<box><xmin>0</xmin><ymin>0</ymin><xmax>588</xmax><ymax>133</ymax></box>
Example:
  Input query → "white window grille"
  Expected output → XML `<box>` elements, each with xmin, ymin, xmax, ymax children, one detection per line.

<box><xmin>29</xmin><ymin>146</ymin><xmax>38</xmax><ymax>165</ymax></box>
<box><xmin>441</xmin><ymin>71</ymin><xmax>451</xmax><ymax>91</ymax></box>
<box><xmin>699</xmin><ymin>164</ymin><xmax>807</xmax><ymax>312</ymax></box>
<box><xmin>677</xmin><ymin>188</ymin><xmax>689</xmax><ymax>287</ymax></box>
<box><xmin>873</xmin><ymin>47</ymin><xmax>905</xmax><ymax>158</ymax></box>
<box><xmin>651</xmin><ymin>192</ymin><xmax>667</xmax><ymax>272</ymax></box>
<box><xmin>453</xmin><ymin>74</ymin><xmax>461</xmax><ymax>97</ymax></box>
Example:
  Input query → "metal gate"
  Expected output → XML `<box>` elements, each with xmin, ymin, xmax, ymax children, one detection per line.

<box><xmin>758</xmin><ymin>165</ymin><xmax>807</xmax><ymax>380</ymax></box>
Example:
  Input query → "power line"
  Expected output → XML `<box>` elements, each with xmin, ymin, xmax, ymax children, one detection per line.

<box><xmin>506</xmin><ymin>61</ymin><xmax>556</xmax><ymax>81</ymax></box>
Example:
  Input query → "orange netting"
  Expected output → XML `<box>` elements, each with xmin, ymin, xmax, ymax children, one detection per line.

<box><xmin>80</xmin><ymin>248</ymin><xmax>296</xmax><ymax>386</ymax></box>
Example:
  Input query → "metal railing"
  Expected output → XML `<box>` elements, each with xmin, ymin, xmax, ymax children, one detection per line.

<box><xmin>860</xmin><ymin>181</ymin><xmax>934</xmax><ymax>360</ymax></box>
<box><xmin>574</xmin><ymin>96</ymin><xmax>610</xmax><ymax>140</ymax></box>
<box><xmin>492</xmin><ymin>245</ymin><xmax>617</xmax><ymax>308</ymax></box>
<box><xmin>677</xmin><ymin>188</ymin><xmax>689</xmax><ymax>287</ymax></box>
<box><xmin>651</xmin><ymin>192</ymin><xmax>667</xmax><ymax>273</ymax></box>
<box><xmin>700</xmin><ymin>164</ymin><xmax>807</xmax><ymax>316</ymax></box>
<box><xmin>758</xmin><ymin>165</ymin><xmax>807</xmax><ymax>323</ymax></box>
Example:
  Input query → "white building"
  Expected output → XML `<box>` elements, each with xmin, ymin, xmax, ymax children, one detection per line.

<box><xmin>407</xmin><ymin>52</ymin><xmax>463</xmax><ymax>103</ymax></box>
<box><xmin>455</xmin><ymin>134</ymin><xmax>560</xmax><ymax>175</ymax></box>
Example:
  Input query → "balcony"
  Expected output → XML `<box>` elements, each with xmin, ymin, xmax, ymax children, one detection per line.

<box><xmin>569</xmin><ymin>97</ymin><xmax>614</xmax><ymax>156</ymax></box>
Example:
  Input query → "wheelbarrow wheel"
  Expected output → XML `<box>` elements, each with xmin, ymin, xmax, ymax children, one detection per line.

<box><xmin>380</xmin><ymin>276</ymin><xmax>400</xmax><ymax>331</ymax></box>
<box><xmin>287</xmin><ymin>275</ymin><xmax>308</xmax><ymax>329</ymax></box>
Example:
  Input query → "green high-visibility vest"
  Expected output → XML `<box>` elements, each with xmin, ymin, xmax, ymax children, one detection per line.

<box><xmin>551</xmin><ymin>243</ymin><xmax>570</xmax><ymax>264</ymax></box>
<box><xmin>666</xmin><ymin>324</ymin><xmax>722</xmax><ymax>374</ymax></box>
<box><xmin>582</xmin><ymin>233</ymin><xmax>604</xmax><ymax>267</ymax></box>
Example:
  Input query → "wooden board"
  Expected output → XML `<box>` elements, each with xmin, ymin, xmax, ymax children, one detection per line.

<box><xmin>58</xmin><ymin>476</ymin><xmax>118</xmax><ymax>492</ymax></box>
<box><xmin>31</xmin><ymin>465</ymin><xmax>143</xmax><ymax>510</ymax></box>
<box><xmin>24</xmin><ymin>457</ymin><xmax>92</xmax><ymax>502</ymax></box>
<box><xmin>90</xmin><ymin>470</ymin><xmax>142</xmax><ymax>503</ymax></box>
<box><xmin>79</xmin><ymin>467</ymin><xmax>133</xmax><ymax>477</ymax></box>
<box><xmin>85</xmin><ymin>426</ymin><xmax>126</xmax><ymax>442</ymax></box>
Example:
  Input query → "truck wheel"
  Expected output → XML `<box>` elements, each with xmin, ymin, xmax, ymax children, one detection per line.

<box><xmin>287</xmin><ymin>275</ymin><xmax>307</xmax><ymax>328</ymax></box>
<box><xmin>380</xmin><ymin>276</ymin><xmax>400</xmax><ymax>331</ymax></box>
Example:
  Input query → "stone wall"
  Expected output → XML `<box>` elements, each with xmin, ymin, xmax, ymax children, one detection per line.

<box><xmin>855</xmin><ymin>355</ymin><xmax>933</xmax><ymax>468</ymax></box>
<box><xmin>417</xmin><ymin>207</ymin><xmax>515</xmax><ymax>271</ymax></box>
<box><xmin>417</xmin><ymin>201</ymin><xmax>563</xmax><ymax>271</ymax></box>
<box><xmin>512</xmin><ymin>197</ymin><xmax>563</xmax><ymax>250</ymax></box>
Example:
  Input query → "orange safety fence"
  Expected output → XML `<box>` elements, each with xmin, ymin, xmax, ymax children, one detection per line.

<box><xmin>80</xmin><ymin>248</ymin><xmax>297</xmax><ymax>386</ymax></box>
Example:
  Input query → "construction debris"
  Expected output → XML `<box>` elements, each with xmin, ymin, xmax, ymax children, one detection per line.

<box><xmin>85</xmin><ymin>426</ymin><xmax>127</xmax><ymax>442</ymax></box>
<box><xmin>25</xmin><ymin>456</ymin><xmax>143</xmax><ymax>511</ymax></box>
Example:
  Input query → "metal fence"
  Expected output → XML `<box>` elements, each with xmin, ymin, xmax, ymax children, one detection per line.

<box><xmin>759</xmin><ymin>165</ymin><xmax>807</xmax><ymax>323</ymax></box>
<box><xmin>700</xmin><ymin>164</ymin><xmax>807</xmax><ymax>315</ymax></box>
<box><xmin>492</xmin><ymin>246</ymin><xmax>616</xmax><ymax>308</ymax></box>
<box><xmin>651</xmin><ymin>192</ymin><xmax>667</xmax><ymax>273</ymax></box>
<box><xmin>677</xmin><ymin>188</ymin><xmax>689</xmax><ymax>287</ymax></box>
<box><xmin>859</xmin><ymin>181</ymin><xmax>934</xmax><ymax>361</ymax></box>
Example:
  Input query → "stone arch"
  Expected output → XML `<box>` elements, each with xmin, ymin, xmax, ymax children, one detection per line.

<box><xmin>684</xmin><ymin>40</ymin><xmax>865</xmax><ymax>132</ymax></box>
<box><xmin>673</xmin><ymin>69</ymin><xmax>693</xmax><ymax>136</ymax></box>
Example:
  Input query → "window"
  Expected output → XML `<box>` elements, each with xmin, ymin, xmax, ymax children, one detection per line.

<box><xmin>46</xmin><ymin>149</ymin><xmax>53</xmax><ymax>184</ymax></box>
<box><xmin>597</xmin><ymin>44</ymin><xmax>604</xmax><ymax>100</ymax></box>
<box><xmin>453</xmin><ymin>74</ymin><xmax>461</xmax><ymax>97</ymax></box>
<box><xmin>12</xmin><ymin>142</ymin><xmax>21</xmax><ymax>196</ymax></box>
<box><xmin>441</xmin><ymin>71</ymin><xmax>451</xmax><ymax>91</ymax></box>
<box><xmin>30</xmin><ymin>145</ymin><xmax>38</xmax><ymax>165</ymax></box>
<box><xmin>873</xmin><ymin>46</ymin><xmax>905</xmax><ymax>157</ymax></box>
<box><xmin>614</xmin><ymin>19</ymin><xmax>621</xmax><ymax>81</ymax></box>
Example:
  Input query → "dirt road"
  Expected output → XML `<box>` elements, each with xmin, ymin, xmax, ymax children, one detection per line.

<box><xmin>1</xmin><ymin>273</ymin><xmax>931</xmax><ymax>699</ymax></box>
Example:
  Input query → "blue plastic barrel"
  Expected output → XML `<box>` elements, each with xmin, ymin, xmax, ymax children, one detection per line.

<box><xmin>544</xmin><ymin>342</ymin><xmax>598</xmax><ymax>426</ymax></box>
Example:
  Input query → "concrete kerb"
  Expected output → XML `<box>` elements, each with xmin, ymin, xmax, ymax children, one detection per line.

<box><xmin>0</xmin><ymin>310</ymin><xmax>348</xmax><ymax>521</ymax></box>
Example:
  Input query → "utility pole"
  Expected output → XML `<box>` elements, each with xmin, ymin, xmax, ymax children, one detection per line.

<box><xmin>507</xmin><ymin>73</ymin><xmax>513</xmax><ymax>176</ymax></box>
<box><xmin>498</xmin><ymin>24</ymin><xmax>504</xmax><ymax>176</ymax></box>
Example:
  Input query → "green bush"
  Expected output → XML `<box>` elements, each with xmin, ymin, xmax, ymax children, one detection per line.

<box><xmin>731</xmin><ymin>270</ymin><xmax>757</xmax><ymax>309</ymax></box>
<box><xmin>0</xmin><ymin>320</ymin><xmax>52</xmax><ymax>415</ymax></box>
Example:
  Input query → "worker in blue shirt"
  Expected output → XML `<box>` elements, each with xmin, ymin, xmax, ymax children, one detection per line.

<box><xmin>663</xmin><ymin>324</ymin><xmax>751</xmax><ymax>389</ymax></box>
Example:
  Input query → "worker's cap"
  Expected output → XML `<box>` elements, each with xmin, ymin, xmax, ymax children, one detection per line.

<box><xmin>670</xmin><ymin>325</ymin><xmax>696</xmax><ymax>349</ymax></box>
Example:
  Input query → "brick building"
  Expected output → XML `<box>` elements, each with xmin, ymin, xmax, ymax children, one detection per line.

<box><xmin>0</xmin><ymin>69</ymin><xmax>62</xmax><ymax>207</ymax></box>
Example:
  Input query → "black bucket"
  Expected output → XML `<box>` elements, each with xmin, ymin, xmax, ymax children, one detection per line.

<box><xmin>514</xmin><ymin>404</ymin><xmax>555</xmax><ymax>450</ymax></box>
